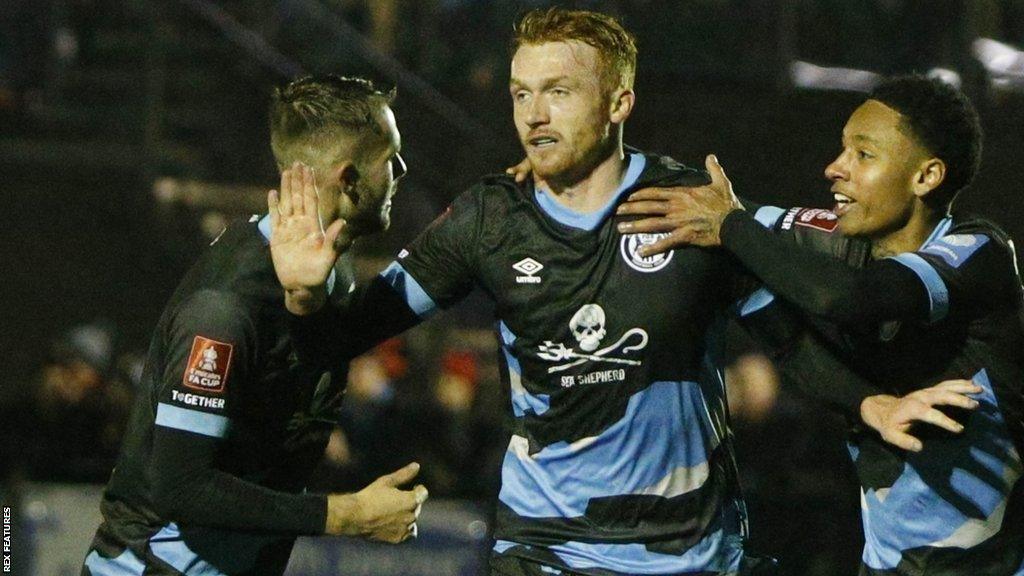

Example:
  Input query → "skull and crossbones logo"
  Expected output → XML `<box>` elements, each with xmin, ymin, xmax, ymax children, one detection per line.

<box><xmin>538</xmin><ymin>304</ymin><xmax>648</xmax><ymax>373</ymax></box>
<box><xmin>569</xmin><ymin>304</ymin><xmax>606</xmax><ymax>352</ymax></box>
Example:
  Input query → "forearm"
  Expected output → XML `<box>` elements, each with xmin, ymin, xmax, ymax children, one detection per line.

<box><xmin>720</xmin><ymin>210</ymin><xmax>927</xmax><ymax>325</ymax></box>
<box><xmin>289</xmin><ymin>275</ymin><xmax>423</xmax><ymax>365</ymax></box>
<box><xmin>151</xmin><ymin>428</ymin><xmax>327</xmax><ymax>535</ymax></box>
<box><xmin>777</xmin><ymin>331</ymin><xmax>884</xmax><ymax>416</ymax></box>
<box><xmin>734</xmin><ymin>297</ymin><xmax>883</xmax><ymax>416</ymax></box>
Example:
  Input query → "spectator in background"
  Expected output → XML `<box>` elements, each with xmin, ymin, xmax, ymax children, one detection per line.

<box><xmin>410</xmin><ymin>350</ymin><xmax>497</xmax><ymax>498</ymax></box>
<box><xmin>725</xmin><ymin>347</ymin><xmax>862</xmax><ymax>576</ymax></box>
<box><xmin>317</xmin><ymin>341</ymin><xmax>505</xmax><ymax>501</ymax></box>
<box><xmin>32</xmin><ymin>321</ymin><xmax>135</xmax><ymax>483</ymax></box>
<box><xmin>313</xmin><ymin>338</ymin><xmax>409</xmax><ymax>491</ymax></box>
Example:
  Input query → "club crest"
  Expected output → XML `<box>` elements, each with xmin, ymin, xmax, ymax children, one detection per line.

<box><xmin>620</xmin><ymin>233</ymin><xmax>674</xmax><ymax>273</ymax></box>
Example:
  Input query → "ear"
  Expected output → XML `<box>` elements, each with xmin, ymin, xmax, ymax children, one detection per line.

<box><xmin>334</xmin><ymin>161</ymin><xmax>360</xmax><ymax>204</ymax></box>
<box><xmin>913</xmin><ymin>157</ymin><xmax>946</xmax><ymax>199</ymax></box>
<box><xmin>609</xmin><ymin>89</ymin><xmax>635</xmax><ymax>124</ymax></box>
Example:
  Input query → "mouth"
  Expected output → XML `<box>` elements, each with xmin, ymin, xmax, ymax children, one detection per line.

<box><xmin>528</xmin><ymin>134</ymin><xmax>559</xmax><ymax>149</ymax></box>
<box><xmin>833</xmin><ymin>191</ymin><xmax>856</xmax><ymax>215</ymax></box>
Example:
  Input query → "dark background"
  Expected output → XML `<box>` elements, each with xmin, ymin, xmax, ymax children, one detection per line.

<box><xmin>2</xmin><ymin>1</ymin><xmax>1023</xmax><ymax>574</ymax></box>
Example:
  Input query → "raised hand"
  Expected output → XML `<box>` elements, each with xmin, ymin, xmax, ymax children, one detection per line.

<box><xmin>325</xmin><ymin>462</ymin><xmax>429</xmax><ymax>543</ymax></box>
<box><xmin>267</xmin><ymin>162</ymin><xmax>347</xmax><ymax>315</ymax></box>
<box><xmin>616</xmin><ymin>154</ymin><xmax>744</xmax><ymax>255</ymax></box>
<box><xmin>859</xmin><ymin>379</ymin><xmax>983</xmax><ymax>452</ymax></box>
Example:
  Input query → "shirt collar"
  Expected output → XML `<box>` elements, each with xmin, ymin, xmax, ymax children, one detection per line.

<box><xmin>533</xmin><ymin>152</ymin><xmax>647</xmax><ymax>231</ymax></box>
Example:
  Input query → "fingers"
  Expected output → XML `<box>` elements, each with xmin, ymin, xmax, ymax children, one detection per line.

<box><xmin>637</xmin><ymin>233</ymin><xmax>684</xmax><ymax>257</ymax></box>
<box><xmin>624</xmin><ymin>187</ymin><xmax>687</xmax><ymax>202</ymax></box>
<box><xmin>278</xmin><ymin>166</ymin><xmax>293</xmax><ymax>217</ymax></box>
<box><xmin>505</xmin><ymin>157</ymin><xmax>532</xmax><ymax>183</ymax></box>
<box><xmin>393</xmin><ymin>521</ymin><xmax>416</xmax><ymax>543</ymax></box>
<box><xmin>933</xmin><ymin>379</ymin><xmax>983</xmax><ymax>395</ymax></box>
<box><xmin>617</xmin><ymin>217</ymin><xmax>675</xmax><ymax>235</ymax></box>
<box><xmin>910</xmin><ymin>380</ymin><xmax>981</xmax><ymax>410</ymax></box>
<box><xmin>915</xmin><ymin>406</ymin><xmax>965</xmax><ymax>434</ymax></box>
<box><xmin>324</xmin><ymin>219</ymin><xmax>346</xmax><ymax>251</ymax></box>
<box><xmin>884</xmin><ymin>430</ymin><xmax>923</xmax><ymax>453</ymax></box>
<box><xmin>267</xmin><ymin>190</ymin><xmax>279</xmax><ymax>229</ymax></box>
<box><xmin>922</xmin><ymin>390</ymin><xmax>980</xmax><ymax>410</ymax></box>
<box><xmin>290</xmin><ymin>162</ymin><xmax>305</xmax><ymax>216</ymax></box>
<box><xmin>304</xmin><ymin>166</ymin><xmax>320</xmax><ymax>223</ymax></box>
<box><xmin>705</xmin><ymin>154</ymin><xmax>729</xmax><ymax>187</ymax></box>
<box><xmin>390</xmin><ymin>486</ymin><xmax>427</xmax><ymax>543</ymax></box>
<box><xmin>377</xmin><ymin>462</ymin><xmax>421</xmax><ymax>488</ymax></box>
<box><xmin>413</xmin><ymin>484</ymin><xmax>429</xmax><ymax>506</ymax></box>
<box><xmin>616</xmin><ymin>200</ymin><xmax>672</xmax><ymax>217</ymax></box>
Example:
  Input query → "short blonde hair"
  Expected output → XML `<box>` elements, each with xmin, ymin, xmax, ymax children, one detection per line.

<box><xmin>269</xmin><ymin>75</ymin><xmax>395</xmax><ymax>171</ymax></box>
<box><xmin>512</xmin><ymin>8</ymin><xmax>637</xmax><ymax>93</ymax></box>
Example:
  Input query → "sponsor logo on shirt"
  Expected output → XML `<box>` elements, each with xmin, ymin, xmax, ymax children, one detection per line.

<box><xmin>171</xmin><ymin>389</ymin><xmax>226</xmax><ymax>410</ymax></box>
<box><xmin>512</xmin><ymin>257</ymin><xmax>544</xmax><ymax>284</ymax></box>
<box><xmin>537</xmin><ymin>303</ymin><xmax>648</xmax><ymax>375</ymax></box>
<box><xmin>620</xmin><ymin>233</ymin><xmax>674</xmax><ymax>273</ymax></box>
<box><xmin>559</xmin><ymin>369</ymin><xmax>628</xmax><ymax>388</ymax></box>
<box><xmin>921</xmin><ymin>233</ymin><xmax>989</xmax><ymax>268</ymax></box>
<box><xmin>788</xmin><ymin>208</ymin><xmax>838</xmax><ymax>232</ymax></box>
<box><xmin>183</xmin><ymin>335</ymin><xmax>233</xmax><ymax>393</ymax></box>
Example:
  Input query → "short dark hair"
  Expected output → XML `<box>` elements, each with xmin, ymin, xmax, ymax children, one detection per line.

<box><xmin>512</xmin><ymin>8</ymin><xmax>637</xmax><ymax>93</ymax></box>
<box><xmin>869</xmin><ymin>75</ymin><xmax>982</xmax><ymax>209</ymax></box>
<box><xmin>269</xmin><ymin>75</ymin><xmax>395</xmax><ymax>170</ymax></box>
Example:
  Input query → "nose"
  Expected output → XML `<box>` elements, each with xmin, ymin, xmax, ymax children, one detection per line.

<box><xmin>824</xmin><ymin>152</ymin><xmax>848</xmax><ymax>182</ymax></box>
<box><xmin>525</xmin><ymin>96</ymin><xmax>549</xmax><ymax>128</ymax></box>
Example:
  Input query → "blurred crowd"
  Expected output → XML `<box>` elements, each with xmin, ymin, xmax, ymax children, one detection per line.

<box><xmin>0</xmin><ymin>313</ymin><xmax>864</xmax><ymax>574</ymax></box>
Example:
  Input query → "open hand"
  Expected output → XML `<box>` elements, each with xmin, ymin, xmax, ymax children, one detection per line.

<box><xmin>616</xmin><ymin>155</ymin><xmax>744</xmax><ymax>255</ymax></box>
<box><xmin>267</xmin><ymin>162</ymin><xmax>347</xmax><ymax>315</ymax></box>
<box><xmin>860</xmin><ymin>379</ymin><xmax>982</xmax><ymax>452</ymax></box>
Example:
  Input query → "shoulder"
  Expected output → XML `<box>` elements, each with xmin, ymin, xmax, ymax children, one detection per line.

<box><xmin>633</xmin><ymin>150</ymin><xmax>710</xmax><ymax>187</ymax></box>
<box><xmin>431</xmin><ymin>174</ymin><xmax>529</xmax><ymax>226</ymax></box>
<box><xmin>468</xmin><ymin>173</ymin><xmax>525</xmax><ymax>206</ymax></box>
<box><xmin>920</xmin><ymin>215</ymin><xmax>1017</xmax><ymax>270</ymax></box>
<box><xmin>167</xmin><ymin>289</ymin><xmax>256</xmax><ymax>343</ymax></box>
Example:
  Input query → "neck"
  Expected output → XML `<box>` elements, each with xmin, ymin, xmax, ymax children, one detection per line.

<box><xmin>870</xmin><ymin>206</ymin><xmax>944</xmax><ymax>259</ymax></box>
<box><xmin>535</xmin><ymin>145</ymin><xmax>627</xmax><ymax>214</ymax></box>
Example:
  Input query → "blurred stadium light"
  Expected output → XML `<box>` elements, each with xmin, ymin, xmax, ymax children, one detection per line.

<box><xmin>973</xmin><ymin>38</ymin><xmax>1024</xmax><ymax>91</ymax></box>
<box><xmin>789</xmin><ymin>61</ymin><xmax>962</xmax><ymax>92</ymax></box>
<box><xmin>788</xmin><ymin>60</ymin><xmax>881</xmax><ymax>92</ymax></box>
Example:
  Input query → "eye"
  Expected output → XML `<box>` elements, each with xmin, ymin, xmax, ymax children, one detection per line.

<box><xmin>513</xmin><ymin>91</ymin><xmax>531</xmax><ymax>103</ymax></box>
<box><xmin>550</xmin><ymin>87</ymin><xmax>569</xmax><ymax>97</ymax></box>
<box><xmin>857</xmin><ymin>149</ymin><xmax>874</xmax><ymax>160</ymax></box>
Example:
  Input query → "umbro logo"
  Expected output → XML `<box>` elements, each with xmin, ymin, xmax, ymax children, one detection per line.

<box><xmin>513</xmin><ymin>257</ymin><xmax>544</xmax><ymax>284</ymax></box>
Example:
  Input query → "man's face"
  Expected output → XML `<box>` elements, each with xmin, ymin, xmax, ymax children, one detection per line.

<box><xmin>510</xmin><ymin>41</ymin><xmax>614</xmax><ymax>184</ymax></box>
<box><xmin>826</xmin><ymin>99</ymin><xmax>928</xmax><ymax>238</ymax></box>
<box><xmin>337</xmin><ymin>106</ymin><xmax>406</xmax><ymax>234</ymax></box>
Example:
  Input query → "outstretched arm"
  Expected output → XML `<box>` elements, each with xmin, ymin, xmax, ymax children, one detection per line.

<box><xmin>737</xmin><ymin>295</ymin><xmax>980</xmax><ymax>451</ymax></box>
<box><xmin>617</xmin><ymin>155</ymin><xmax>930</xmax><ymax>326</ymax></box>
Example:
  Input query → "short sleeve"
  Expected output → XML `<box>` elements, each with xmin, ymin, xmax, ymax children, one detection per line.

<box><xmin>388</xmin><ymin>188</ymin><xmax>484</xmax><ymax>312</ymax></box>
